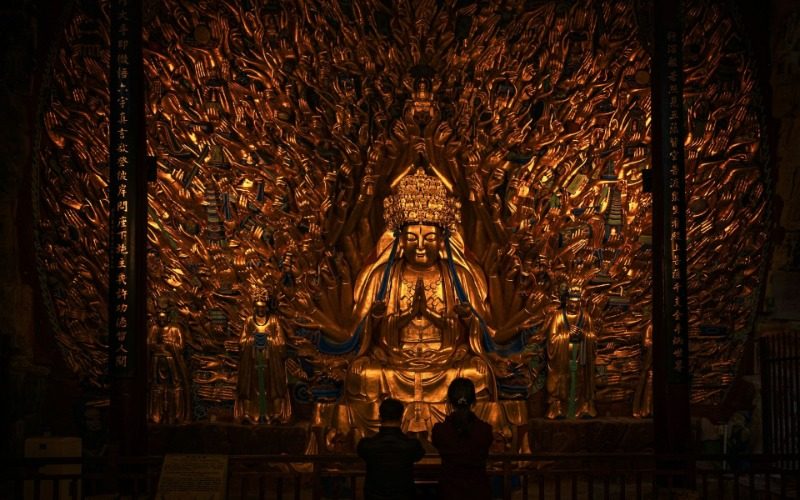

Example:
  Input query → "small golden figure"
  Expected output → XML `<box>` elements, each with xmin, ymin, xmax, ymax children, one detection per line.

<box><xmin>546</xmin><ymin>283</ymin><xmax>597</xmax><ymax>419</ymax></box>
<box><xmin>235</xmin><ymin>290</ymin><xmax>292</xmax><ymax>424</ymax></box>
<box><xmin>147</xmin><ymin>308</ymin><xmax>192</xmax><ymax>424</ymax></box>
<box><xmin>632</xmin><ymin>324</ymin><xmax>653</xmax><ymax>418</ymax></box>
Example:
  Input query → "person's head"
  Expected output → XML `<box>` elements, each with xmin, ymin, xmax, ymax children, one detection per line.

<box><xmin>379</xmin><ymin>398</ymin><xmax>405</xmax><ymax>425</ymax></box>
<box><xmin>447</xmin><ymin>378</ymin><xmax>476</xmax><ymax>411</ymax></box>
<box><xmin>400</xmin><ymin>223</ymin><xmax>441</xmax><ymax>268</ymax></box>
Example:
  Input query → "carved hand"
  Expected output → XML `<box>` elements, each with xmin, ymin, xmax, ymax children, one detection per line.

<box><xmin>454</xmin><ymin>301</ymin><xmax>472</xmax><ymax>319</ymax></box>
<box><xmin>467</xmin><ymin>173</ymin><xmax>485</xmax><ymax>202</ymax></box>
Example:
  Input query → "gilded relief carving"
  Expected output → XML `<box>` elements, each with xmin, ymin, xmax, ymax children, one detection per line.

<box><xmin>34</xmin><ymin>0</ymin><xmax>770</xmax><ymax>424</ymax></box>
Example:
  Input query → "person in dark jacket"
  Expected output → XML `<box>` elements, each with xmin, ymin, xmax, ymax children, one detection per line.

<box><xmin>431</xmin><ymin>378</ymin><xmax>494</xmax><ymax>500</ymax></box>
<box><xmin>357</xmin><ymin>398</ymin><xmax>426</xmax><ymax>500</ymax></box>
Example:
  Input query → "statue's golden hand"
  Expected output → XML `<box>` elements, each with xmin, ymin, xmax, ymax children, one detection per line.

<box><xmin>361</xmin><ymin>168</ymin><xmax>377</xmax><ymax>197</ymax></box>
<box><xmin>464</xmin><ymin>150</ymin><xmax>481</xmax><ymax>170</ymax></box>
<box><xmin>454</xmin><ymin>301</ymin><xmax>472</xmax><ymax>319</ymax></box>
<box><xmin>467</xmin><ymin>173</ymin><xmax>484</xmax><ymax>202</ymax></box>
<box><xmin>487</xmin><ymin>167</ymin><xmax>506</xmax><ymax>195</ymax></box>
<box><xmin>373</xmin><ymin>347</ymin><xmax>388</xmax><ymax>364</ymax></box>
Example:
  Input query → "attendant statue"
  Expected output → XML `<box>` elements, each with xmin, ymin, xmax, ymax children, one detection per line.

<box><xmin>235</xmin><ymin>290</ymin><xmax>292</xmax><ymax>424</ymax></box>
<box><xmin>632</xmin><ymin>324</ymin><xmax>653</xmax><ymax>418</ymax></box>
<box><xmin>147</xmin><ymin>308</ymin><xmax>191</xmax><ymax>424</ymax></box>
<box><xmin>546</xmin><ymin>283</ymin><xmax>597</xmax><ymax>419</ymax></box>
<box><xmin>345</xmin><ymin>168</ymin><xmax>496</xmax><ymax>433</ymax></box>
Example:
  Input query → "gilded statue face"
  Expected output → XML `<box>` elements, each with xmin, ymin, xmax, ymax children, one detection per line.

<box><xmin>401</xmin><ymin>224</ymin><xmax>441</xmax><ymax>268</ymax></box>
<box><xmin>254</xmin><ymin>300</ymin><xmax>268</xmax><ymax>318</ymax></box>
<box><xmin>156</xmin><ymin>311</ymin><xmax>168</xmax><ymax>326</ymax></box>
<box><xmin>566</xmin><ymin>297</ymin><xmax>581</xmax><ymax>315</ymax></box>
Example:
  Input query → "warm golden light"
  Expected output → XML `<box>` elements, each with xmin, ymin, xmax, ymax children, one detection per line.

<box><xmin>34</xmin><ymin>0</ymin><xmax>770</xmax><ymax>431</ymax></box>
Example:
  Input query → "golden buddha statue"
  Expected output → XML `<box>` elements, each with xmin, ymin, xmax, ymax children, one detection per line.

<box><xmin>147</xmin><ymin>308</ymin><xmax>191</xmax><ymax>424</ymax></box>
<box><xmin>235</xmin><ymin>290</ymin><xmax>292</xmax><ymax>424</ymax></box>
<box><xmin>546</xmin><ymin>283</ymin><xmax>597</xmax><ymax>419</ymax></box>
<box><xmin>343</xmin><ymin>169</ymin><xmax>496</xmax><ymax>434</ymax></box>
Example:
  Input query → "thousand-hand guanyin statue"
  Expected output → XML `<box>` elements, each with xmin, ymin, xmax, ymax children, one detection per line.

<box><xmin>40</xmin><ymin>0</ymin><xmax>770</xmax><ymax>441</ymax></box>
<box><xmin>346</xmin><ymin>168</ymin><xmax>494</xmax><ymax>433</ymax></box>
<box><xmin>303</xmin><ymin>166</ymin><xmax>530</xmax><ymax>439</ymax></box>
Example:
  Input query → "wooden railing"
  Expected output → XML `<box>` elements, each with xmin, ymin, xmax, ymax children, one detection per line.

<box><xmin>4</xmin><ymin>453</ymin><xmax>798</xmax><ymax>499</ymax></box>
<box><xmin>761</xmin><ymin>329</ymin><xmax>800</xmax><ymax>471</ymax></box>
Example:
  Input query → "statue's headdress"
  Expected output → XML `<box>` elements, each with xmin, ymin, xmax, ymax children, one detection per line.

<box><xmin>383</xmin><ymin>169</ymin><xmax>461</xmax><ymax>231</ymax></box>
<box><xmin>561</xmin><ymin>278</ymin><xmax>584</xmax><ymax>302</ymax></box>
<box><xmin>252</xmin><ymin>286</ymin><xmax>269</xmax><ymax>305</ymax></box>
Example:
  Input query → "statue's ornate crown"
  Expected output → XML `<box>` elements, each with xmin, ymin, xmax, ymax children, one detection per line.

<box><xmin>567</xmin><ymin>285</ymin><xmax>582</xmax><ymax>300</ymax></box>
<box><xmin>383</xmin><ymin>169</ymin><xmax>461</xmax><ymax>230</ymax></box>
<box><xmin>252</xmin><ymin>287</ymin><xmax>269</xmax><ymax>304</ymax></box>
<box><xmin>565</xmin><ymin>279</ymin><xmax>584</xmax><ymax>300</ymax></box>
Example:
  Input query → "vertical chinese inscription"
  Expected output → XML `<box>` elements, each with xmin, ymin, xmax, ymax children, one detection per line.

<box><xmin>664</xmin><ymin>29</ymin><xmax>689</xmax><ymax>382</ymax></box>
<box><xmin>109</xmin><ymin>0</ymin><xmax>139</xmax><ymax>376</ymax></box>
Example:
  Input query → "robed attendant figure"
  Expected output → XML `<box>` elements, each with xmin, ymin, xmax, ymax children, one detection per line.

<box><xmin>546</xmin><ymin>283</ymin><xmax>597</xmax><ymax>419</ymax></box>
<box><xmin>148</xmin><ymin>309</ymin><xmax>192</xmax><ymax>424</ymax></box>
<box><xmin>235</xmin><ymin>291</ymin><xmax>292</xmax><ymax>424</ymax></box>
<box><xmin>632</xmin><ymin>324</ymin><xmax>653</xmax><ymax>418</ymax></box>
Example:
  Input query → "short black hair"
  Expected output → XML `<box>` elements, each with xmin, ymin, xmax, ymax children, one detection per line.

<box><xmin>447</xmin><ymin>377</ymin><xmax>476</xmax><ymax>408</ymax></box>
<box><xmin>379</xmin><ymin>398</ymin><xmax>405</xmax><ymax>422</ymax></box>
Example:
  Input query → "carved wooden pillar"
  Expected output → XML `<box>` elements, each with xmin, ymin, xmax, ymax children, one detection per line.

<box><xmin>109</xmin><ymin>0</ymin><xmax>147</xmax><ymax>456</ymax></box>
<box><xmin>649</xmin><ymin>0</ymin><xmax>692</xmax><ymax>480</ymax></box>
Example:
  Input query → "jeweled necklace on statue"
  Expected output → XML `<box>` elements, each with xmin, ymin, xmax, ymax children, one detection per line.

<box><xmin>401</xmin><ymin>275</ymin><xmax>442</xmax><ymax>295</ymax></box>
<box><xmin>254</xmin><ymin>316</ymin><xmax>268</xmax><ymax>350</ymax></box>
